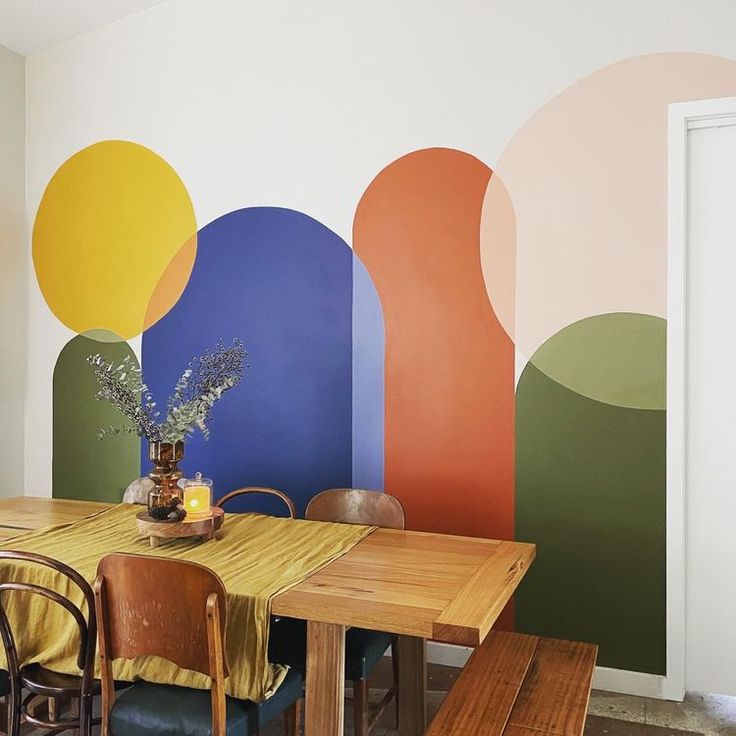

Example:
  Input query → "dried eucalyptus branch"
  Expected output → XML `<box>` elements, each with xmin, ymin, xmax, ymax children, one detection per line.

<box><xmin>87</xmin><ymin>339</ymin><xmax>247</xmax><ymax>443</ymax></box>
<box><xmin>159</xmin><ymin>339</ymin><xmax>246</xmax><ymax>442</ymax></box>
<box><xmin>86</xmin><ymin>354</ymin><xmax>161</xmax><ymax>441</ymax></box>
<box><xmin>97</xmin><ymin>424</ymin><xmax>138</xmax><ymax>440</ymax></box>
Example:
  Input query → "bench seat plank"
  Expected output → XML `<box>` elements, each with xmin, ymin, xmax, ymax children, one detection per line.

<box><xmin>507</xmin><ymin>638</ymin><xmax>598</xmax><ymax>736</ymax></box>
<box><xmin>504</xmin><ymin>726</ymin><xmax>559</xmax><ymax>736</ymax></box>
<box><xmin>426</xmin><ymin>631</ymin><xmax>540</xmax><ymax>736</ymax></box>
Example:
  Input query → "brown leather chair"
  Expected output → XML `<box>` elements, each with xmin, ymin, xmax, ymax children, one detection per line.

<box><xmin>271</xmin><ymin>488</ymin><xmax>405</xmax><ymax>736</ymax></box>
<box><xmin>0</xmin><ymin>550</ymin><xmax>98</xmax><ymax>736</ymax></box>
<box><xmin>305</xmin><ymin>488</ymin><xmax>405</xmax><ymax>530</ymax></box>
<box><xmin>215</xmin><ymin>487</ymin><xmax>297</xmax><ymax>518</ymax></box>
<box><xmin>94</xmin><ymin>553</ymin><xmax>302</xmax><ymax>736</ymax></box>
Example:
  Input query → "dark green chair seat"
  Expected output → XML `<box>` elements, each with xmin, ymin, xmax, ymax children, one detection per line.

<box><xmin>269</xmin><ymin>617</ymin><xmax>393</xmax><ymax>681</ymax></box>
<box><xmin>109</xmin><ymin>669</ymin><xmax>303</xmax><ymax>736</ymax></box>
<box><xmin>0</xmin><ymin>669</ymin><xmax>9</xmax><ymax>696</ymax></box>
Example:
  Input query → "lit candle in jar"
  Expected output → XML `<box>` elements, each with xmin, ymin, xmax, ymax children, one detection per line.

<box><xmin>179</xmin><ymin>473</ymin><xmax>213</xmax><ymax>518</ymax></box>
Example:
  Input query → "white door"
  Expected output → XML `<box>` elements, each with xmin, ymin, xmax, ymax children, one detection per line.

<box><xmin>686</xmin><ymin>119</ymin><xmax>736</xmax><ymax>695</ymax></box>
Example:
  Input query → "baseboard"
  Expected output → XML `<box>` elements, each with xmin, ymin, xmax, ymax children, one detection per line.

<box><xmin>592</xmin><ymin>666</ymin><xmax>674</xmax><ymax>700</ymax></box>
<box><xmin>426</xmin><ymin>640</ymin><xmax>473</xmax><ymax>668</ymax></box>
<box><xmin>425</xmin><ymin>642</ymin><xmax>677</xmax><ymax>700</ymax></box>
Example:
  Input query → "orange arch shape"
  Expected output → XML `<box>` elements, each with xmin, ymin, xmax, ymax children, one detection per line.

<box><xmin>354</xmin><ymin>148</ymin><xmax>515</xmax><ymax>549</ymax></box>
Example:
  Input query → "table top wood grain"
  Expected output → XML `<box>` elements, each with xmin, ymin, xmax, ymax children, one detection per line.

<box><xmin>0</xmin><ymin>496</ymin><xmax>535</xmax><ymax>647</ymax></box>
<box><xmin>0</xmin><ymin>496</ymin><xmax>111</xmax><ymax>532</ymax></box>
<box><xmin>272</xmin><ymin>526</ymin><xmax>535</xmax><ymax>646</ymax></box>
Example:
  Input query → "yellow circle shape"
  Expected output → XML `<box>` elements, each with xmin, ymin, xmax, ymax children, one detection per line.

<box><xmin>33</xmin><ymin>141</ymin><xmax>197</xmax><ymax>339</ymax></box>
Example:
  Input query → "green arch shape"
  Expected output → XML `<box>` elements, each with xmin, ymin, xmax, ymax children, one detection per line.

<box><xmin>53</xmin><ymin>333</ymin><xmax>140</xmax><ymax>502</ymax></box>
<box><xmin>515</xmin><ymin>361</ymin><xmax>665</xmax><ymax>674</ymax></box>
<box><xmin>529</xmin><ymin>313</ymin><xmax>666</xmax><ymax>410</ymax></box>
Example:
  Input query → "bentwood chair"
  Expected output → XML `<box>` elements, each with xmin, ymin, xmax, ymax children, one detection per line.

<box><xmin>94</xmin><ymin>553</ymin><xmax>303</xmax><ymax>736</ymax></box>
<box><xmin>0</xmin><ymin>550</ymin><xmax>98</xmax><ymax>736</ymax></box>
<box><xmin>270</xmin><ymin>488</ymin><xmax>405</xmax><ymax>736</ymax></box>
<box><xmin>215</xmin><ymin>487</ymin><xmax>297</xmax><ymax>518</ymax></box>
<box><xmin>215</xmin><ymin>487</ymin><xmax>297</xmax><ymax>625</ymax></box>
<box><xmin>0</xmin><ymin>655</ymin><xmax>11</xmax><ymax>734</ymax></box>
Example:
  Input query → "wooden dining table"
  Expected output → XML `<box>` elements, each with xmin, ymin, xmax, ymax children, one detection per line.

<box><xmin>0</xmin><ymin>496</ymin><xmax>535</xmax><ymax>736</ymax></box>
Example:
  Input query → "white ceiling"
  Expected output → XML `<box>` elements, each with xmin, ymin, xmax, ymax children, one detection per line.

<box><xmin>0</xmin><ymin>0</ymin><xmax>171</xmax><ymax>56</ymax></box>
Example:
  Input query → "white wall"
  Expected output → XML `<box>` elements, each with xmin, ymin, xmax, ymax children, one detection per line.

<box><xmin>685</xmin><ymin>122</ymin><xmax>736</xmax><ymax>696</ymax></box>
<box><xmin>0</xmin><ymin>43</ymin><xmax>25</xmax><ymax>498</ymax></box>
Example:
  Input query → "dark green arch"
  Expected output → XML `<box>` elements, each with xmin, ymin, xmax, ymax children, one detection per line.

<box><xmin>53</xmin><ymin>334</ymin><xmax>140</xmax><ymax>502</ymax></box>
<box><xmin>515</xmin><ymin>314</ymin><xmax>666</xmax><ymax>674</ymax></box>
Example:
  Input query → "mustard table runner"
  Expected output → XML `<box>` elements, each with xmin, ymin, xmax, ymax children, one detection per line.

<box><xmin>0</xmin><ymin>504</ymin><xmax>373</xmax><ymax>702</ymax></box>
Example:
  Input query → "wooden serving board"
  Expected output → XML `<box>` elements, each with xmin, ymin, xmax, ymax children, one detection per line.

<box><xmin>136</xmin><ymin>507</ymin><xmax>224</xmax><ymax>548</ymax></box>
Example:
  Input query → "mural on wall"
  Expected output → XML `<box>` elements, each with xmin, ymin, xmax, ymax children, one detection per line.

<box><xmin>141</xmin><ymin>207</ymin><xmax>384</xmax><ymax>517</ymax></box>
<box><xmin>352</xmin><ymin>257</ymin><xmax>385</xmax><ymax>491</ymax></box>
<box><xmin>53</xmin><ymin>333</ymin><xmax>140</xmax><ymax>503</ymax></box>
<box><xmin>516</xmin><ymin>314</ymin><xmax>667</xmax><ymax>674</ymax></box>
<box><xmin>485</xmin><ymin>52</ymin><xmax>736</xmax><ymax>675</ymax></box>
<box><xmin>33</xmin><ymin>140</ymin><xmax>197</xmax><ymax>340</ymax></box>
<box><xmin>34</xmin><ymin>143</ymin><xmax>385</xmax><ymax>514</ymax></box>
<box><xmin>35</xmin><ymin>140</ymin><xmax>199</xmax><ymax>503</ymax></box>
<box><xmin>353</xmin><ymin>148</ymin><xmax>516</xmax><ymax>543</ymax></box>
<box><xmin>32</xmin><ymin>53</ymin><xmax>736</xmax><ymax>675</ymax></box>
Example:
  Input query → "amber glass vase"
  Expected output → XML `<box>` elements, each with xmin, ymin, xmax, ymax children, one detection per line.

<box><xmin>147</xmin><ymin>441</ymin><xmax>184</xmax><ymax>511</ymax></box>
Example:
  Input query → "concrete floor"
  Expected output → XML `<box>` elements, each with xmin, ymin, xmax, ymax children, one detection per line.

<box><xmin>587</xmin><ymin>689</ymin><xmax>736</xmax><ymax>736</ymax></box>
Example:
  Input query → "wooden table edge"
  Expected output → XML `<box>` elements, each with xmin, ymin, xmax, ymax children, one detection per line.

<box><xmin>432</xmin><ymin>541</ymin><xmax>537</xmax><ymax>646</ymax></box>
<box><xmin>273</xmin><ymin>535</ymin><xmax>536</xmax><ymax>649</ymax></box>
<box><xmin>0</xmin><ymin>495</ymin><xmax>114</xmax><ymax>522</ymax></box>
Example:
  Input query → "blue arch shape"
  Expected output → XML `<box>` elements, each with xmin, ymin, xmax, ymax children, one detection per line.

<box><xmin>352</xmin><ymin>255</ymin><xmax>385</xmax><ymax>490</ymax></box>
<box><xmin>142</xmin><ymin>206</ymin><xmax>384</xmax><ymax>516</ymax></box>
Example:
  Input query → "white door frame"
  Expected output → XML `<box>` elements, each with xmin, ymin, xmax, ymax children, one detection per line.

<box><xmin>666</xmin><ymin>96</ymin><xmax>736</xmax><ymax>702</ymax></box>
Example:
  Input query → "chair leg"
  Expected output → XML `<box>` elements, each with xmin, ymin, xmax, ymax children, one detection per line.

<box><xmin>79</xmin><ymin>694</ymin><xmax>91</xmax><ymax>736</ymax></box>
<box><xmin>48</xmin><ymin>697</ymin><xmax>58</xmax><ymax>723</ymax></box>
<box><xmin>391</xmin><ymin>638</ymin><xmax>400</xmax><ymax>726</ymax></box>
<box><xmin>283</xmin><ymin>698</ymin><xmax>303</xmax><ymax>736</ymax></box>
<box><xmin>353</xmin><ymin>678</ymin><xmax>369</xmax><ymax>736</ymax></box>
<box><xmin>8</xmin><ymin>690</ymin><xmax>21</xmax><ymax>736</ymax></box>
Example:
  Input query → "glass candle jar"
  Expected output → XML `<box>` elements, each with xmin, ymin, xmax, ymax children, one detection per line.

<box><xmin>178</xmin><ymin>472</ymin><xmax>213</xmax><ymax>518</ymax></box>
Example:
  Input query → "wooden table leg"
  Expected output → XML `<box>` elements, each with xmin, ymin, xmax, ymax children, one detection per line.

<box><xmin>305</xmin><ymin>621</ymin><xmax>345</xmax><ymax>736</ymax></box>
<box><xmin>398</xmin><ymin>635</ymin><xmax>427</xmax><ymax>736</ymax></box>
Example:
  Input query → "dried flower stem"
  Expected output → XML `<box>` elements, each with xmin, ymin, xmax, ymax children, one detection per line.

<box><xmin>87</xmin><ymin>339</ymin><xmax>246</xmax><ymax>443</ymax></box>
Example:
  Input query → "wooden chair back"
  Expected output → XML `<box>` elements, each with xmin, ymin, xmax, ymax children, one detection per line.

<box><xmin>0</xmin><ymin>550</ymin><xmax>98</xmax><ymax>735</ymax></box>
<box><xmin>94</xmin><ymin>553</ymin><xmax>229</xmax><ymax>736</ymax></box>
<box><xmin>305</xmin><ymin>489</ymin><xmax>406</xmax><ymax>530</ymax></box>
<box><xmin>215</xmin><ymin>486</ymin><xmax>297</xmax><ymax>518</ymax></box>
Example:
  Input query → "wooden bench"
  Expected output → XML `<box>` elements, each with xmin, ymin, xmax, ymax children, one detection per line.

<box><xmin>427</xmin><ymin>631</ymin><xmax>597</xmax><ymax>736</ymax></box>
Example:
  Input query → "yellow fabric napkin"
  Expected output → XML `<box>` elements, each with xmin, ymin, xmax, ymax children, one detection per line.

<box><xmin>0</xmin><ymin>503</ymin><xmax>373</xmax><ymax>701</ymax></box>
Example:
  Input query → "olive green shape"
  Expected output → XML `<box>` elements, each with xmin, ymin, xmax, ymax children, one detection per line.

<box><xmin>81</xmin><ymin>328</ymin><xmax>128</xmax><ymax>343</ymax></box>
<box><xmin>531</xmin><ymin>313</ymin><xmax>666</xmax><ymax>410</ymax></box>
<box><xmin>53</xmin><ymin>334</ymin><xmax>140</xmax><ymax>502</ymax></box>
<box><xmin>515</xmin><ymin>362</ymin><xmax>666</xmax><ymax>675</ymax></box>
